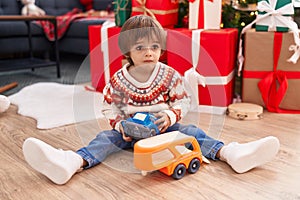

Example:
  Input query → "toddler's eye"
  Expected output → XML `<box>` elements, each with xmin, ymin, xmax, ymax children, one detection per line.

<box><xmin>152</xmin><ymin>44</ymin><xmax>160</xmax><ymax>50</ymax></box>
<box><xmin>135</xmin><ymin>45</ymin><xmax>144</xmax><ymax>51</ymax></box>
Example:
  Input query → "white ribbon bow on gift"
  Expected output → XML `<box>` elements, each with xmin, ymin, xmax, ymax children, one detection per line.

<box><xmin>257</xmin><ymin>0</ymin><xmax>295</xmax><ymax>31</ymax></box>
<box><xmin>184</xmin><ymin>30</ymin><xmax>206</xmax><ymax>107</ymax></box>
<box><xmin>237</xmin><ymin>0</ymin><xmax>300</xmax><ymax>75</ymax></box>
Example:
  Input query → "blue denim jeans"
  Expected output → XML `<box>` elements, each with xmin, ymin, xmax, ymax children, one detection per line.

<box><xmin>76</xmin><ymin>123</ymin><xmax>224</xmax><ymax>169</ymax></box>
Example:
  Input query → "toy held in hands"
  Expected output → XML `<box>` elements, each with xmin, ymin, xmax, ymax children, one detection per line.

<box><xmin>121</xmin><ymin>112</ymin><xmax>160</xmax><ymax>140</ymax></box>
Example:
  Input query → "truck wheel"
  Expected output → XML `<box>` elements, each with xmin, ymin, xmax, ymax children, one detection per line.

<box><xmin>141</xmin><ymin>171</ymin><xmax>148</xmax><ymax>176</ymax></box>
<box><xmin>188</xmin><ymin>158</ymin><xmax>200</xmax><ymax>174</ymax></box>
<box><xmin>172</xmin><ymin>164</ymin><xmax>186</xmax><ymax>180</ymax></box>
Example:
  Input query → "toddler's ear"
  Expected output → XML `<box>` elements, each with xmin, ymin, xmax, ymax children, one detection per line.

<box><xmin>0</xmin><ymin>95</ymin><xmax>10</xmax><ymax>113</ymax></box>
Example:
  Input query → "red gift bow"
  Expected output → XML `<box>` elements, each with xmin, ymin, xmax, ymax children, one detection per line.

<box><xmin>258</xmin><ymin>32</ymin><xmax>300</xmax><ymax>113</ymax></box>
<box><xmin>258</xmin><ymin>70</ymin><xmax>288</xmax><ymax>112</ymax></box>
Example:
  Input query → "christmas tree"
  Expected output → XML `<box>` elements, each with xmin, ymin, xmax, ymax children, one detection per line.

<box><xmin>221</xmin><ymin>0</ymin><xmax>257</xmax><ymax>32</ymax></box>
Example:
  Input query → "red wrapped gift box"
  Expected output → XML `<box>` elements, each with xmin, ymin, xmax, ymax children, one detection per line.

<box><xmin>167</xmin><ymin>28</ymin><xmax>238</xmax><ymax>114</ymax></box>
<box><xmin>89</xmin><ymin>23</ymin><xmax>124</xmax><ymax>92</ymax></box>
<box><xmin>131</xmin><ymin>0</ymin><xmax>178</xmax><ymax>27</ymax></box>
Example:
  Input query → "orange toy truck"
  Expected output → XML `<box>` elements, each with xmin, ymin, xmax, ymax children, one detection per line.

<box><xmin>134</xmin><ymin>131</ymin><xmax>203</xmax><ymax>180</ymax></box>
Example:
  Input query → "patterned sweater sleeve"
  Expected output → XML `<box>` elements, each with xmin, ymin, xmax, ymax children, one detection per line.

<box><xmin>162</xmin><ymin>70</ymin><xmax>191</xmax><ymax>126</ymax></box>
<box><xmin>101</xmin><ymin>83</ymin><xmax>125</xmax><ymax>132</ymax></box>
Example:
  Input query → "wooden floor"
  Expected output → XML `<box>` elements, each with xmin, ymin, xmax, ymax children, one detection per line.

<box><xmin>0</xmin><ymin>105</ymin><xmax>299</xmax><ymax>200</ymax></box>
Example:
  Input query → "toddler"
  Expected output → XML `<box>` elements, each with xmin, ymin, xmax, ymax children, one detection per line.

<box><xmin>23</xmin><ymin>15</ymin><xmax>280</xmax><ymax>185</ymax></box>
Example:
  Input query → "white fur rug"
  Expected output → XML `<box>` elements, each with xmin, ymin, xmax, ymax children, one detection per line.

<box><xmin>9</xmin><ymin>82</ymin><xmax>104</xmax><ymax>129</ymax></box>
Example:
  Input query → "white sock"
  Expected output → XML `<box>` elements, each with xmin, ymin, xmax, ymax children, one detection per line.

<box><xmin>220</xmin><ymin>136</ymin><xmax>280</xmax><ymax>173</ymax></box>
<box><xmin>23</xmin><ymin>137</ymin><xmax>83</xmax><ymax>185</ymax></box>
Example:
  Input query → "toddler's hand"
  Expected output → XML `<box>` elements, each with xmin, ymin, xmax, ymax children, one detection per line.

<box><xmin>154</xmin><ymin>112</ymin><xmax>171</xmax><ymax>133</ymax></box>
<box><xmin>119</xmin><ymin>122</ymin><xmax>132</xmax><ymax>142</ymax></box>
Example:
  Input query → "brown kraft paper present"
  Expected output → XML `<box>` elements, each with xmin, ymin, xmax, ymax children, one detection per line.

<box><xmin>242</xmin><ymin>29</ymin><xmax>300</xmax><ymax>112</ymax></box>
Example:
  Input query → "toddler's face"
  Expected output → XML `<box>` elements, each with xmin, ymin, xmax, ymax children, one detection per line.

<box><xmin>129</xmin><ymin>36</ymin><xmax>162</xmax><ymax>67</ymax></box>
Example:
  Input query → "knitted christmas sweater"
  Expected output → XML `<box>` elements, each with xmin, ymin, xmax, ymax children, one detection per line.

<box><xmin>102</xmin><ymin>62</ymin><xmax>190</xmax><ymax>132</ymax></box>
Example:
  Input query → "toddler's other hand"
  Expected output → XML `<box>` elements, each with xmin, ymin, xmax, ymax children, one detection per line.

<box><xmin>154</xmin><ymin>112</ymin><xmax>171</xmax><ymax>133</ymax></box>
